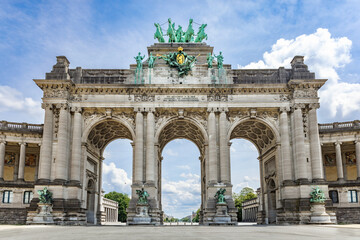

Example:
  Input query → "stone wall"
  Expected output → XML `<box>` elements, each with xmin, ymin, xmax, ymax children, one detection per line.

<box><xmin>0</xmin><ymin>208</ymin><xmax>27</xmax><ymax>224</ymax></box>
<box><xmin>336</xmin><ymin>207</ymin><xmax>360</xmax><ymax>224</ymax></box>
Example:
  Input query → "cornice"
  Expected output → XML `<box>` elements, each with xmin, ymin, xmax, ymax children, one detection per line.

<box><xmin>70</xmin><ymin>83</ymin><xmax>292</xmax><ymax>95</ymax></box>
<box><xmin>288</xmin><ymin>79</ymin><xmax>327</xmax><ymax>89</ymax></box>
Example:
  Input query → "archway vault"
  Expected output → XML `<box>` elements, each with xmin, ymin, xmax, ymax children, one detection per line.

<box><xmin>157</xmin><ymin>118</ymin><xmax>206</xmax><ymax>155</ymax></box>
<box><xmin>87</xmin><ymin>120</ymin><xmax>133</xmax><ymax>153</ymax></box>
<box><xmin>229</xmin><ymin>119</ymin><xmax>277</xmax><ymax>154</ymax></box>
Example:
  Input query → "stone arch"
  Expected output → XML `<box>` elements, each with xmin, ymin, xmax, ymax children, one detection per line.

<box><xmin>155</xmin><ymin>116</ymin><xmax>208</xmax><ymax>221</ymax></box>
<box><xmin>228</xmin><ymin>117</ymin><xmax>279</xmax><ymax>154</ymax></box>
<box><xmin>155</xmin><ymin>116</ymin><xmax>208</xmax><ymax>155</ymax></box>
<box><xmin>83</xmin><ymin>118</ymin><xmax>135</xmax><ymax>155</ymax></box>
<box><xmin>82</xmin><ymin>116</ymin><xmax>135</xmax><ymax>144</ymax></box>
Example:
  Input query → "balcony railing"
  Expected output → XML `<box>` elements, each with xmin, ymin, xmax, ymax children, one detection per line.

<box><xmin>319</xmin><ymin>120</ymin><xmax>360</xmax><ymax>133</ymax></box>
<box><xmin>0</xmin><ymin>121</ymin><xmax>43</xmax><ymax>134</ymax></box>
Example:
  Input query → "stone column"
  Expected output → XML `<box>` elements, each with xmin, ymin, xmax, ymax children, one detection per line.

<box><xmin>146</xmin><ymin>108</ymin><xmax>155</xmax><ymax>184</ymax></box>
<box><xmin>219</xmin><ymin>109</ymin><xmax>230</xmax><ymax>183</ymax></box>
<box><xmin>70</xmin><ymin>107</ymin><xmax>82</xmax><ymax>184</ymax></box>
<box><xmin>355</xmin><ymin>140</ymin><xmax>360</xmax><ymax>180</ymax></box>
<box><xmin>207</xmin><ymin>108</ymin><xmax>217</xmax><ymax>183</ymax></box>
<box><xmin>38</xmin><ymin>103</ymin><xmax>54</xmax><ymax>182</ymax></box>
<box><xmin>308</xmin><ymin>104</ymin><xmax>324</xmax><ymax>181</ymax></box>
<box><xmin>55</xmin><ymin>104</ymin><xmax>69</xmax><ymax>182</ymax></box>
<box><xmin>293</xmin><ymin>105</ymin><xmax>308</xmax><ymax>181</ymax></box>
<box><xmin>0</xmin><ymin>140</ymin><xmax>6</xmax><ymax>181</ymax></box>
<box><xmin>279</xmin><ymin>107</ymin><xmax>293</xmax><ymax>182</ymax></box>
<box><xmin>134</xmin><ymin>108</ymin><xmax>144</xmax><ymax>184</ymax></box>
<box><xmin>18</xmin><ymin>142</ymin><xmax>26</xmax><ymax>181</ymax></box>
<box><xmin>335</xmin><ymin>141</ymin><xmax>344</xmax><ymax>180</ymax></box>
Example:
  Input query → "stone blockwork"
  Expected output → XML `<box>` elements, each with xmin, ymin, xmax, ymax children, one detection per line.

<box><xmin>336</xmin><ymin>207</ymin><xmax>360</xmax><ymax>224</ymax></box>
<box><xmin>0</xmin><ymin>208</ymin><xmax>28</xmax><ymax>224</ymax></box>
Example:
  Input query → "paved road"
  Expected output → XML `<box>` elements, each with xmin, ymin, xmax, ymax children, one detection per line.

<box><xmin>1</xmin><ymin>225</ymin><xmax>360</xmax><ymax>240</ymax></box>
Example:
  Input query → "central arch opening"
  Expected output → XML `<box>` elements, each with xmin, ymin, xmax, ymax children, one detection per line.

<box><xmin>161</xmin><ymin>139</ymin><xmax>201</xmax><ymax>222</ymax></box>
<box><xmin>157</xmin><ymin>118</ymin><xmax>207</xmax><ymax>224</ymax></box>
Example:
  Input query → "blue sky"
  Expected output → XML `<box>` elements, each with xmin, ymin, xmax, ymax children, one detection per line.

<box><xmin>1</xmin><ymin>0</ymin><xmax>359</xmax><ymax>218</ymax></box>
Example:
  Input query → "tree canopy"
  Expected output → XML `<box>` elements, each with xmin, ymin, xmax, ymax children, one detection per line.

<box><xmin>104</xmin><ymin>191</ymin><xmax>130</xmax><ymax>222</ymax></box>
<box><xmin>232</xmin><ymin>187</ymin><xmax>257</xmax><ymax>222</ymax></box>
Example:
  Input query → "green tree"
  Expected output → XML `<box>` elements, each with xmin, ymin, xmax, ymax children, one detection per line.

<box><xmin>192</xmin><ymin>208</ymin><xmax>200</xmax><ymax>222</ymax></box>
<box><xmin>181</xmin><ymin>217</ymin><xmax>190</xmax><ymax>222</ymax></box>
<box><xmin>232</xmin><ymin>187</ymin><xmax>257</xmax><ymax>222</ymax></box>
<box><xmin>104</xmin><ymin>191</ymin><xmax>130</xmax><ymax>222</ymax></box>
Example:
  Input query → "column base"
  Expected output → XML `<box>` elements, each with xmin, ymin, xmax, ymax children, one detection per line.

<box><xmin>337</xmin><ymin>178</ymin><xmax>345</xmax><ymax>183</ymax></box>
<box><xmin>282</xmin><ymin>180</ymin><xmax>296</xmax><ymax>186</ymax></box>
<box><xmin>0</xmin><ymin>177</ymin><xmax>4</xmax><ymax>182</ymax></box>
<box><xmin>67</xmin><ymin>180</ymin><xmax>81</xmax><ymax>187</ymax></box>
<box><xmin>36</xmin><ymin>179</ymin><xmax>51</xmax><ymax>185</ymax></box>
<box><xmin>53</xmin><ymin>179</ymin><xmax>67</xmax><ymax>185</ymax></box>
<box><xmin>312</xmin><ymin>178</ymin><xmax>326</xmax><ymax>184</ymax></box>
<box><xmin>296</xmin><ymin>178</ymin><xmax>310</xmax><ymax>184</ymax></box>
<box><xmin>17</xmin><ymin>178</ymin><xmax>25</xmax><ymax>183</ymax></box>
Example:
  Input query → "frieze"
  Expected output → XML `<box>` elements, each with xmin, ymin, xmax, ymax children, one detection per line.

<box><xmin>207</xmin><ymin>94</ymin><xmax>228</xmax><ymax>102</ymax></box>
<box><xmin>134</xmin><ymin>94</ymin><xmax>155</xmax><ymax>102</ymax></box>
<box><xmin>293</xmin><ymin>88</ymin><xmax>318</xmax><ymax>98</ymax></box>
<box><xmin>161</xmin><ymin>95</ymin><xmax>201</xmax><ymax>102</ymax></box>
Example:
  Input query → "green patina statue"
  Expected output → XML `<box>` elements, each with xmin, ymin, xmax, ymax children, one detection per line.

<box><xmin>215</xmin><ymin>188</ymin><xmax>226</xmax><ymax>204</ymax></box>
<box><xmin>207</xmin><ymin>53</ymin><xmax>214</xmax><ymax>68</ymax></box>
<box><xmin>184</xmin><ymin>19</ymin><xmax>195</xmax><ymax>42</ymax></box>
<box><xmin>175</xmin><ymin>25</ymin><xmax>184</xmax><ymax>42</ymax></box>
<box><xmin>154</xmin><ymin>23</ymin><xmax>165</xmax><ymax>43</ymax></box>
<box><xmin>148</xmin><ymin>53</ymin><xmax>156</xmax><ymax>68</ymax></box>
<box><xmin>38</xmin><ymin>187</ymin><xmax>53</xmax><ymax>204</ymax></box>
<box><xmin>134</xmin><ymin>52</ymin><xmax>145</xmax><ymax>70</ymax></box>
<box><xmin>310</xmin><ymin>186</ymin><xmax>326</xmax><ymax>203</ymax></box>
<box><xmin>195</xmin><ymin>24</ymin><xmax>208</xmax><ymax>42</ymax></box>
<box><xmin>136</xmin><ymin>188</ymin><xmax>149</xmax><ymax>204</ymax></box>
<box><xmin>167</xmin><ymin>18</ymin><xmax>176</xmax><ymax>43</ymax></box>
<box><xmin>214</xmin><ymin>52</ymin><xmax>224</xmax><ymax>69</ymax></box>
<box><xmin>157</xmin><ymin>46</ymin><xmax>197</xmax><ymax>77</ymax></box>
<box><xmin>154</xmin><ymin>18</ymin><xmax>208</xmax><ymax>43</ymax></box>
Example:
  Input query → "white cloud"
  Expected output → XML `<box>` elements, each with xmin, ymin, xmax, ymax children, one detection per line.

<box><xmin>0</xmin><ymin>85</ymin><xmax>43</xmax><ymax>122</ymax></box>
<box><xmin>239</xmin><ymin>28</ymin><xmax>359</xmax><ymax>119</ymax></box>
<box><xmin>102</xmin><ymin>162</ymin><xmax>131</xmax><ymax>194</ymax></box>
<box><xmin>164</xmin><ymin>148</ymin><xmax>178</xmax><ymax>157</ymax></box>
<box><xmin>162</xmin><ymin>173</ymin><xmax>201</xmax><ymax>218</ymax></box>
<box><xmin>103</xmin><ymin>150</ymin><xmax>111</xmax><ymax>159</ymax></box>
<box><xmin>177</xmin><ymin>165</ymin><xmax>191</xmax><ymax>170</ymax></box>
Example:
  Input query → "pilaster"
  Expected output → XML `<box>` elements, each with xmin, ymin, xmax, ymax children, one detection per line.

<box><xmin>279</xmin><ymin>107</ymin><xmax>293</xmax><ymax>183</ymax></box>
<box><xmin>38</xmin><ymin>103</ymin><xmax>54</xmax><ymax>183</ymax></box>
<box><xmin>219</xmin><ymin>108</ymin><xmax>230</xmax><ymax>184</ymax></box>
<box><xmin>17</xmin><ymin>142</ymin><xmax>26</xmax><ymax>181</ymax></box>
<box><xmin>292</xmin><ymin>104</ymin><xmax>308</xmax><ymax>182</ymax></box>
<box><xmin>0</xmin><ymin>140</ymin><xmax>6</xmax><ymax>181</ymax></box>
<box><xmin>70</xmin><ymin>107</ymin><xmax>83</xmax><ymax>184</ymax></box>
<box><xmin>134</xmin><ymin>107</ymin><xmax>144</xmax><ymax>185</ymax></box>
<box><xmin>335</xmin><ymin>141</ymin><xmax>344</xmax><ymax>181</ymax></box>
<box><xmin>355</xmin><ymin>139</ymin><xmax>360</xmax><ymax>180</ymax></box>
<box><xmin>55</xmin><ymin>103</ymin><xmax>70</xmax><ymax>183</ymax></box>
<box><xmin>207</xmin><ymin>107</ymin><xmax>217</xmax><ymax>184</ymax></box>
<box><xmin>308</xmin><ymin>103</ymin><xmax>324</xmax><ymax>182</ymax></box>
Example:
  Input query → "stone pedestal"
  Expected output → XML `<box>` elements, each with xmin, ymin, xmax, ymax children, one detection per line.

<box><xmin>132</xmin><ymin>203</ymin><xmax>151</xmax><ymax>225</ymax></box>
<box><xmin>309</xmin><ymin>203</ymin><xmax>331</xmax><ymax>224</ymax></box>
<box><xmin>211</xmin><ymin>203</ymin><xmax>232</xmax><ymax>225</ymax></box>
<box><xmin>31</xmin><ymin>203</ymin><xmax>54</xmax><ymax>224</ymax></box>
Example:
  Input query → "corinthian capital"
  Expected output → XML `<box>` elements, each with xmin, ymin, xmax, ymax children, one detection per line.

<box><xmin>309</xmin><ymin>103</ymin><xmax>320</xmax><ymax>110</ymax></box>
<box><xmin>41</xmin><ymin>103</ymin><xmax>53</xmax><ymax>110</ymax></box>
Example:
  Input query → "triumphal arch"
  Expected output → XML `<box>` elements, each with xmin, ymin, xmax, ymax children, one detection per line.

<box><xmin>1</xmin><ymin>19</ymin><xmax>360</xmax><ymax>225</ymax></box>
